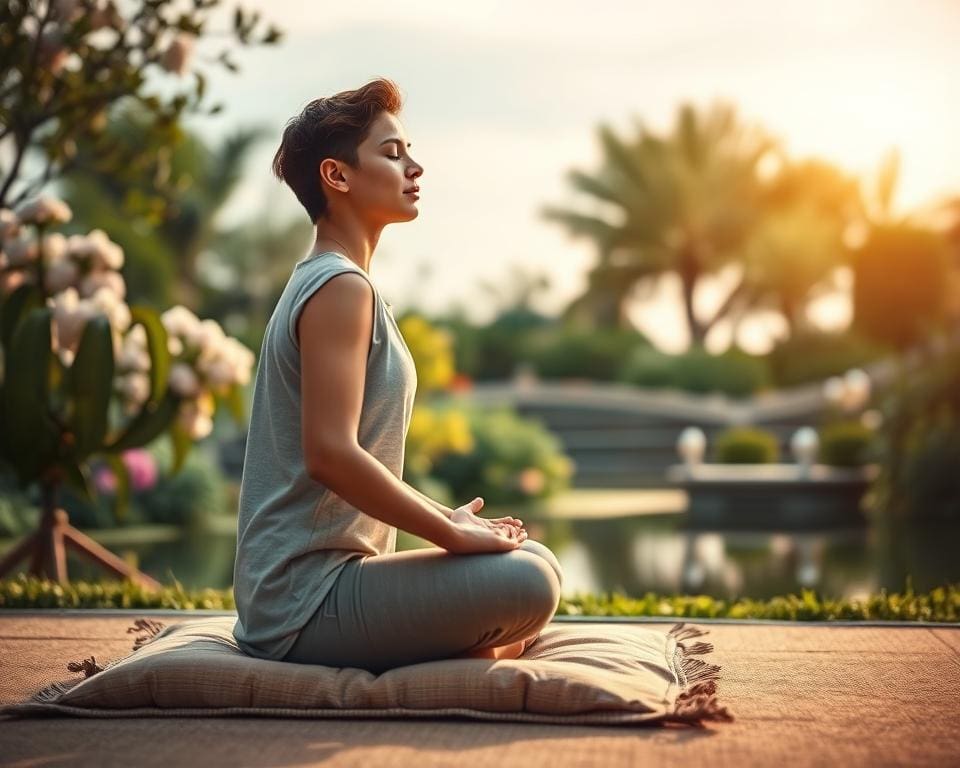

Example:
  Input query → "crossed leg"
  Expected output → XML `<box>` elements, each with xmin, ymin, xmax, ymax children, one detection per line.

<box><xmin>284</xmin><ymin>538</ymin><xmax>564</xmax><ymax>672</ymax></box>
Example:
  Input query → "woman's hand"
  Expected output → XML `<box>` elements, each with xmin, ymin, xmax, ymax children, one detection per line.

<box><xmin>442</xmin><ymin>497</ymin><xmax>528</xmax><ymax>554</ymax></box>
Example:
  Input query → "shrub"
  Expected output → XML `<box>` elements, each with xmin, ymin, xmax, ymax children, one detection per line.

<box><xmin>713</xmin><ymin>426</ymin><xmax>780</xmax><ymax>463</ymax></box>
<box><xmin>404</xmin><ymin>405</ymin><xmax>474</xmax><ymax>484</ymax></box>
<box><xmin>137</xmin><ymin>441</ymin><xmax>229</xmax><ymax>529</ymax></box>
<box><xmin>62</xmin><ymin>439</ymin><xmax>230</xmax><ymax>530</ymax></box>
<box><xmin>526</xmin><ymin>326</ymin><xmax>649</xmax><ymax>381</ymax></box>
<box><xmin>3</xmin><ymin>574</ymin><xmax>958</xmax><ymax>622</ymax></box>
<box><xmin>874</xmin><ymin>342</ymin><xmax>960</xmax><ymax>521</ymax></box>
<box><xmin>818</xmin><ymin>420</ymin><xmax>876</xmax><ymax>467</ymax></box>
<box><xmin>429</xmin><ymin>407</ymin><xmax>575</xmax><ymax>505</ymax></box>
<box><xmin>897</xmin><ymin>421</ymin><xmax>960</xmax><ymax>521</ymax></box>
<box><xmin>620</xmin><ymin>345</ymin><xmax>771</xmax><ymax>397</ymax></box>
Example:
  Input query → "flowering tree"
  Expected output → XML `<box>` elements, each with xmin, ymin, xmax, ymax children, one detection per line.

<box><xmin>0</xmin><ymin>0</ymin><xmax>280</xmax><ymax>211</ymax></box>
<box><xmin>0</xmin><ymin>1</ymin><xmax>278</xmax><ymax>585</ymax></box>
<box><xmin>0</xmin><ymin>197</ymin><xmax>254</xmax><ymax>585</ymax></box>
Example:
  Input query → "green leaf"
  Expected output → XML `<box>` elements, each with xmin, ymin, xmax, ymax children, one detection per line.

<box><xmin>102</xmin><ymin>453</ymin><xmax>130</xmax><ymax>524</ymax></box>
<box><xmin>169</xmin><ymin>422</ymin><xmax>193</xmax><ymax>474</ymax></box>
<box><xmin>105</xmin><ymin>392</ymin><xmax>179</xmax><ymax>451</ymax></box>
<box><xmin>66</xmin><ymin>315</ymin><xmax>114</xmax><ymax>459</ymax></box>
<box><xmin>61</xmin><ymin>461</ymin><xmax>97</xmax><ymax>506</ymax></box>
<box><xmin>1</xmin><ymin>308</ymin><xmax>60</xmax><ymax>485</ymax></box>
<box><xmin>128</xmin><ymin>305</ymin><xmax>170</xmax><ymax>403</ymax></box>
<box><xmin>0</xmin><ymin>283</ymin><xmax>43</xmax><ymax>352</ymax></box>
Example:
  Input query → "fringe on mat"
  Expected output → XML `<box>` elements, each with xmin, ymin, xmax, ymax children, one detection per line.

<box><xmin>30</xmin><ymin>617</ymin><xmax>168</xmax><ymax>704</ymax></box>
<box><xmin>664</xmin><ymin>621</ymin><xmax>734</xmax><ymax>726</ymax></box>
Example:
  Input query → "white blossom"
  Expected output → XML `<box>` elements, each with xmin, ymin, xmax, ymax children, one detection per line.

<box><xmin>79</xmin><ymin>269</ymin><xmax>126</xmax><ymax>300</ymax></box>
<box><xmin>169</xmin><ymin>362</ymin><xmax>201</xmax><ymax>398</ymax></box>
<box><xmin>160</xmin><ymin>305</ymin><xmax>201</xmax><ymax>340</ymax></box>
<box><xmin>40</xmin><ymin>232</ymin><xmax>68</xmax><ymax>263</ymax></box>
<box><xmin>117</xmin><ymin>326</ymin><xmax>151</xmax><ymax>372</ymax></box>
<box><xmin>15</xmin><ymin>195</ymin><xmax>72</xmax><ymax>226</ymax></box>
<box><xmin>197</xmin><ymin>335</ymin><xmax>255</xmax><ymax>390</ymax></box>
<box><xmin>88</xmin><ymin>286</ymin><xmax>131</xmax><ymax>333</ymax></box>
<box><xmin>4</xmin><ymin>235</ymin><xmax>38</xmax><ymax>267</ymax></box>
<box><xmin>116</xmin><ymin>371</ymin><xmax>151</xmax><ymax>409</ymax></box>
<box><xmin>44</xmin><ymin>258</ymin><xmax>80</xmax><ymax>294</ymax></box>
<box><xmin>48</xmin><ymin>288</ymin><xmax>99</xmax><ymax>355</ymax></box>
<box><xmin>68</xmin><ymin>229</ymin><xmax>123</xmax><ymax>270</ymax></box>
<box><xmin>192</xmin><ymin>318</ymin><xmax>226</xmax><ymax>353</ymax></box>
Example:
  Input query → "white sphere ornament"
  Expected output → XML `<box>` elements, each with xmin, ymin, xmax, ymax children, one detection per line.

<box><xmin>677</xmin><ymin>427</ymin><xmax>707</xmax><ymax>466</ymax></box>
<box><xmin>790</xmin><ymin>427</ymin><xmax>819</xmax><ymax>469</ymax></box>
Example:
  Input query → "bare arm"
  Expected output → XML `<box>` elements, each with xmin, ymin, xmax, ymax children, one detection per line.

<box><xmin>404</xmin><ymin>481</ymin><xmax>453</xmax><ymax>519</ymax></box>
<box><xmin>298</xmin><ymin>272</ymin><xmax>517</xmax><ymax>554</ymax></box>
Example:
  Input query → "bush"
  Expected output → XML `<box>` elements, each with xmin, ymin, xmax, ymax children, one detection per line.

<box><xmin>620</xmin><ymin>345</ymin><xmax>772</xmax><ymax>397</ymax></box>
<box><xmin>617</xmin><ymin>346</ymin><xmax>677</xmax><ymax>388</ymax></box>
<box><xmin>818</xmin><ymin>420</ymin><xmax>876</xmax><ymax>467</ymax></box>
<box><xmin>438</xmin><ymin>310</ymin><xmax>552</xmax><ymax>381</ymax></box>
<box><xmin>61</xmin><ymin>440</ymin><xmax>230</xmax><ymax>530</ymax></box>
<box><xmin>3</xmin><ymin>574</ymin><xmax>958</xmax><ymax>622</ymax></box>
<box><xmin>429</xmin><ymin>406</ymin><xmax>575</xmax><ymax>505</ymax></box>
<box><xmin>713</xmin><ymin>426</ymin><xmax>780</xmax><ymax>463</ymax></box>
<box><xmin>875</xmin><ymin>342</ymin><xmax>960</xmax><ymax>521</ymax></box>
<box><xmin>898</xmin><ymin>421</ymin><xmax>960</xmax><ymax>521</ymax></box>
<box><xmin>526</xmin><ymin>326</ymin><xmax>649</xmax><ymax>381</ymax></box>
<box><xmin>404</xmin><ymin>405</ymin><xmax>474</xmax><ymax>485</ymax></box>
<box><xmin>765</xmin><ymin>330</ymin><xmax>890</xmax><ymax>388</ymax></box>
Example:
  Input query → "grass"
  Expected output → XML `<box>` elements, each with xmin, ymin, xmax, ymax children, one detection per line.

<box><xmin>1</xmin><ymin>574</ymin><xmax>957</xmax><ymax>622</ymax></box>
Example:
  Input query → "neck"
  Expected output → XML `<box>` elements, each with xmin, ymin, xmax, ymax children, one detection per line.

<box><xmin>312</xmin><ymin>208</ymin><xmax>383</xmax><ymax>273</ymax></box>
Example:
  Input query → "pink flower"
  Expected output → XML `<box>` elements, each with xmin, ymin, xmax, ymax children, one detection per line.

<box><xmin>92</xmin><ymin>449</ymin><xmax>159</xmax><ymax>495</ymax></box>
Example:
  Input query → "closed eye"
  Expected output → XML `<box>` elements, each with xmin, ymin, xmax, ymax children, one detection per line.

<box><xmin>386</xmin><ymin>155</ymin><xmax>400</xmax><ymax>160</ymax></box>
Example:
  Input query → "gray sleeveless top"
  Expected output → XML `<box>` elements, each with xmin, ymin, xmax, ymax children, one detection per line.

<box><xmin>232</xmin><ymin>251</ymin><xmax>418</xmax><ymax>660</ymax></box>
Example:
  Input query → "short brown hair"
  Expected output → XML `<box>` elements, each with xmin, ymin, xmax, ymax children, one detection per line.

<box><xmin>271</xmin><ymin>77</ymin><xmax>404</xmax><ymax>222</ymax></box>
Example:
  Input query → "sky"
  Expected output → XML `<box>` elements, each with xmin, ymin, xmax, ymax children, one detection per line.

<box><xmin>186</xmin><ymin>0</ymin><xmax>960</xmax><ymax>353</ymax></box>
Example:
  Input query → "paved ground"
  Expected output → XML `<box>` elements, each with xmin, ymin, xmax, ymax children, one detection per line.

<box><xmin>0</xmin><ymin>613</ymin><xmax>958</xmax><ymax>767</ymax></box>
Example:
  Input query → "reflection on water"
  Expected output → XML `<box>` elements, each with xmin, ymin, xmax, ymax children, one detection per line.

<box><xmin>62</xmin><ymin>511</ymin><xmax>960</xmax><ymax>600</ymax></box>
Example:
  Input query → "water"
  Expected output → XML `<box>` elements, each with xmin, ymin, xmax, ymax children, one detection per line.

<box><xmin>60</xmin><ymin>510</ymin><xmax>960</xmax><ymax>601</ymax></box>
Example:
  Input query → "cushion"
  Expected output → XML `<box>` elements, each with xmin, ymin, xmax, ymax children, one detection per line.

<box><xmin>0</xmin><ymin>616</ymin><xmax>733</xmax><ymax>726</ymax></box>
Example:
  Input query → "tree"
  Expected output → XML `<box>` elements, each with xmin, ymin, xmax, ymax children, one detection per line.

<box><xmin>541</xmin><ymin>102</ymin><xmax>776</xmax><ymax>344</ymax></box>
<box><xmin>0</xmin><ymin>0</ymin><xmax>280</xmax><ymax>211</ymax></box>
<box><xmin>63</xmin><ymin>109</ymin><xmax>266</xmax><ymax>307</ymax></box>
<box><xmin>0</xmin><ymin>0</ymin><xmax>280</xmax><ymax>586</ymax></box>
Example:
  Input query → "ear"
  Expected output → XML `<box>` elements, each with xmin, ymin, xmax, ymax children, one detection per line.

<box><xmin>318</xmin><ymin>158</ymin><xmax>349</xmax><ymax>193</ymax></box>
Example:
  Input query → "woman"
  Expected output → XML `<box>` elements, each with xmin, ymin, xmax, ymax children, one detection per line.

<box><xmin>232</xmin><ymin>77</ymin><xmax>563</xmax><ymax>674</ymax></box>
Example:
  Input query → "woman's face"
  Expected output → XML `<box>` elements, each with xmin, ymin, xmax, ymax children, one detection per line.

<box><xmin>336</xmin><ymin>110</ymin><xmax>423</xmax><ymax>225</ymax></box>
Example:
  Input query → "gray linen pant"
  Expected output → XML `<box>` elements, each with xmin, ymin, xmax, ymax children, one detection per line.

<box><xmin>282</xmin><ymin>538</ymin><xmax>563</xmax><ymax>673</ymax></box>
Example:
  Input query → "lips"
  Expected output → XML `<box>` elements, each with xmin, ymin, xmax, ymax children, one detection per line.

<box><xmin>404</xmin><ymin>187</ymin><xmax>419</xmax><ymax>194</ymax></box>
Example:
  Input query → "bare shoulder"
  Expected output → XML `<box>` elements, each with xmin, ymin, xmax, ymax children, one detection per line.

<box><xmin>297</xmin><ymin>271</ymin><xmax>374</xmax><ymax>345</ymax></box>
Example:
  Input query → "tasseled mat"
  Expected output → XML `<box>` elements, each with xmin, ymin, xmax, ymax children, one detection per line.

<box><xmin>3</xmin><ymin>617</ymin><xmax>734</xmax><ymax>727</ymax></box>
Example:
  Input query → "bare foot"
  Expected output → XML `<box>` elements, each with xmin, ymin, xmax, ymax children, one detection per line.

<box><xmin>458</xmin><ymin>632</ymin><xmax>540</xmax><ymax>661</ymax></box>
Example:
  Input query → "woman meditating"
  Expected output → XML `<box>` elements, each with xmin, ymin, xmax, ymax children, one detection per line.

<box><xmin>232</xmin><ymin>77</ymin><xmax>564</xmax><ymax>673</ymax></box>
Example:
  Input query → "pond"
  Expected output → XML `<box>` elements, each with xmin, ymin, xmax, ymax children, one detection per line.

<box><xmin>59</xmin><ymin>508</ymin><xmax>960</xmax><ymax>601</ymax></box>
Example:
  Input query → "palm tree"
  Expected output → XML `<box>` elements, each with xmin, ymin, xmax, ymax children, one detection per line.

<box><xmin>541</xmin><ymin>102</ymin><xmax>776</xmax><ymax>345</ymax></box>
<box><xmin>741</xmin><ymin>159</ymin><xmax>861</xmax><ymax>337</ymax></box>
